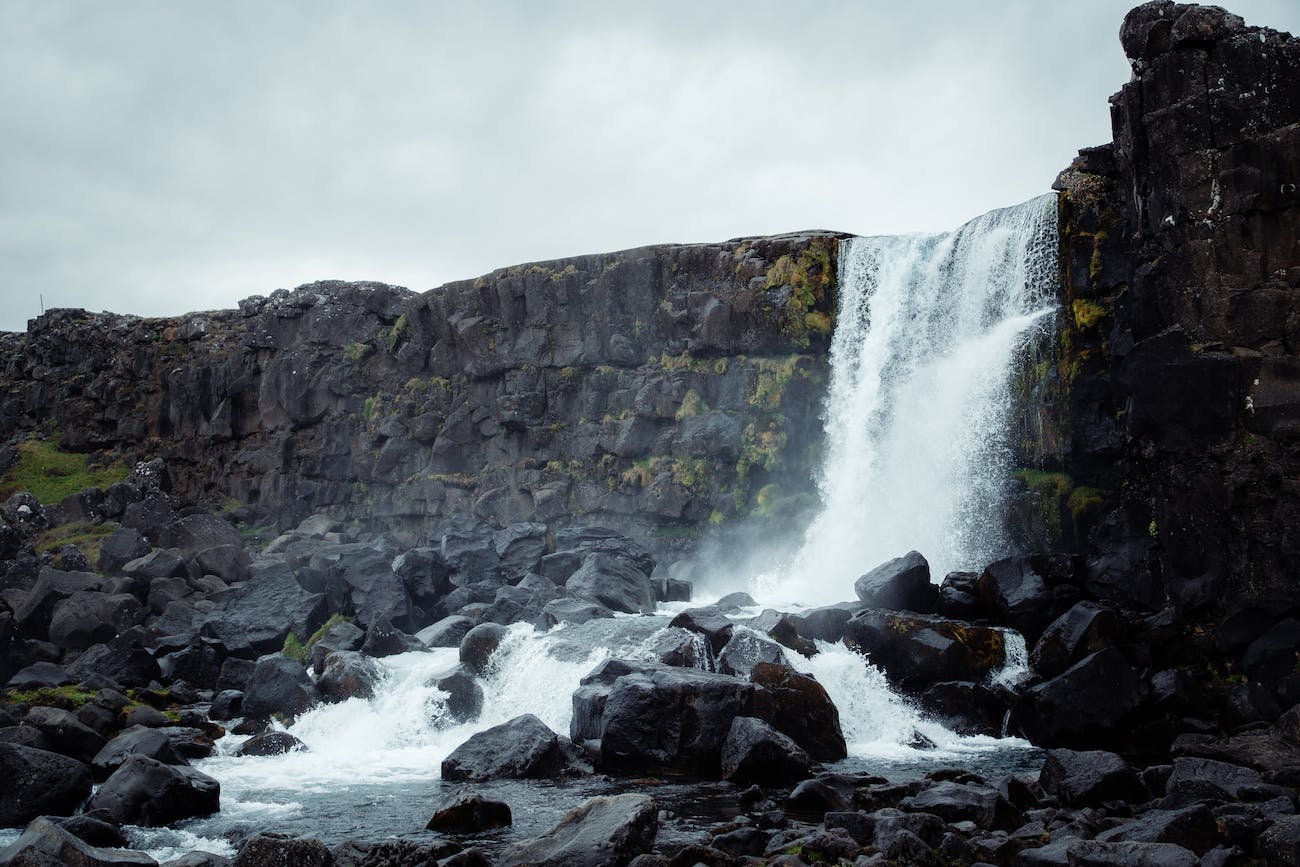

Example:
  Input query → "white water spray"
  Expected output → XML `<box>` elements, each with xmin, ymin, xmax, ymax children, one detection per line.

<box><xmin>759</xmin><ymin>194</ymin><xmax>1058</xmax><ymax>605</ymax></box>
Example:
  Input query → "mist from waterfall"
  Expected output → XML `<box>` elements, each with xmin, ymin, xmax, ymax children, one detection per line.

<box><xmin>758</xmin><ymin>194</ymin><xmax>1058</xmax><ymax>605</ymax></box>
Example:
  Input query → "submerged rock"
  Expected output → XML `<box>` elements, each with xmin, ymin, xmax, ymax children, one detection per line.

<box><xmin>499</xmin><ymin>793</ymin><xmax>657</xmax><ymax>867</ymax></box>
<box><xmin>441</xmin><ymin>713</ymin><xmax>587</xmax><ymax>782</ymax></box>
<box><xmin>426</xmin><ymin>790</ymin><xmax>513</xmax><ymax>833</ymax></box>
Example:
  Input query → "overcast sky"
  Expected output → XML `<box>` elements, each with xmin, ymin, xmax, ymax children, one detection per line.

<box><xmin>1</xmin><ymin>1</ymin><xmax>1297</xmax><ymax>333</ymax></box>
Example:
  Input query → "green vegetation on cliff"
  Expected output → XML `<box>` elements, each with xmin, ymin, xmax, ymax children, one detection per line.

<box><xmin>0</xmin><ymin>435</ymin><xmax>130</xmax><ymax>504</ymax></box>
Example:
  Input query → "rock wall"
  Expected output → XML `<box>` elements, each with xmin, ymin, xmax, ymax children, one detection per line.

<box><xmin>0</xmin><ymin>234</ymin><xmax>842</xmax><ymax>553</ymax></box>
<box><xmin>1027</xmin><ymin>2</ymin><xmax>1300</xmax><ymax>617</ymax></box>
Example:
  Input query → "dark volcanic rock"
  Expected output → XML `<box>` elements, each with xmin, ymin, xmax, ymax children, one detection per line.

<box><xmin>747</xmin><ymin>661</ymin><xmax>847</xmax><ymax>762</ymax></box>
<box><xmin>233</xmin><ymin>835</ymin><xmax>333</xmax><ymax>867</ymax></box>
<box><xmin>236</xmin><ymin>731</ymin><xmax>306</xmax><ymax>757</ymax></box>
<box><xmin>426</xmin><ymin>790</ymin><xmax>513</xmax><ymax>833</ymax></box>
<box><xmin>359</xmin><ymin>614</ymin><xmax>424</xmax><ymax>657</ymax></box>
<box><xmin>1039</xmin><ymin>748</ymin><xmax>1147</xmax><ymax>807</ymax></box>
<box><xmin>441</xmin><ymin>713</ymin><xmax>586</xmax><ymax>781</ymax></box>
<box><xmin>854</xmin><ymin>551</ymin><xmax>937</xmax><ymax>612</ymax></box>
<box><xmin>565</xmin><ymin>552</ymin><xmax>655</xmax><ymax>615</ymax></box>
<box><xmin>668</xmin><ymin>606</ymin><xmax>735</xmax><ymax>655</ymax></box>
<box><xmin>85</xmin><ymin>753</ymin><xmax>221</xmax><ymax>826</ymax></box>
<box><xmin>240</xmin><ymin>655</ymin><xmax>320</xmax><ymax>722</ymax></box>
<box><xmin>458</xmin><ymin>622</ymin><xmax>508</xmax><ymax>675</ymax></box>
<box><xmin>1030</xmin><ymin>601</ymin><xmax>1126</xmax><ymax>679</ymax></box>
<box><xmin>0</xmin><ymin>816</ymin><xmax>156</xmax><ymax>867</ymax></box>
<box><xmin>842</xmin><ymin>609</ymin><xmax>1006</xmax><ymax>689</ymax></box>
<box><xmin>197</xmin><ymin>560</ymin><xmax>327</xmax><ymax>659</ymax></box>
<box><xmin>91</xmin><ymin>725</ymin><xmax>186</xmax><ymax>778</ymax></box>
<box><xmin>0</xmin><ymin>742</ymin><xmax>94</xmax><ymax>826</ymax></box>
<box><xmin>499</xmin><ymin>793</ymin><xmax>657</xmax><ymax>867</ymax></box>
<box><xmin>720</xmin><ymin>716</ymin><xmax>812</xmax><ymax>785</ymax></box>
<box><xmin>1016</xmin><ymin>648</ymin><xmax>1146</xmax><ymax>748</ymax></box>
<box><xmin>316</xmin><ymin>650</ymin><xmax>381</xmax><ymax>702</ymax></box>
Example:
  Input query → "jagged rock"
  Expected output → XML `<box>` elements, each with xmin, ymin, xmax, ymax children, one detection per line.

<box><xmin>48</xmin><ymin>591</ymin><xmax>144</xmax><ymax>650</ymax></box>
<box><xmin>210</xmin><ymin>690</ymin><xmax>243</xmax><ymax>720</ymax></box>
<box><xmin>1259</xmin><ymin>815</ymin><xmax>1300</xmax><ymax>866</ymax></box>
<box><xmin>196</xmin><ymin>560</ymin><xmax>327</xmax><ymax>658</ymax></box>
<box><xmin>426</xmin><ymin>790</ymin><xmax>513</xmax><ymax>833</ymax></box>
<box><xmin>92</xmin><ymin>725</ymin><xmax>185</xmax><ymax>778</ymax></box>
<box><xmin>416</xmin><ymin>615</ymin><xmax>475</xmax><ymax>648</ymax></box>
<box><xmin>232</xmin><ymin>835</ymin><xmax>332</xmax><ymax>867</ymax></box>
<box><xmin>1038</xmin><ymin>748</ymin><xmax>1147</xmax><ymax>807</ymax></box>
<box><xmin>307</xmin><ymin>619</ymin><xmax>364</xmax><ymax>671</ymax></box>
<box><xmin>157</xmin><ymin>636</ymin><xmax>226</xmax><ymax>690</ymax></box>
<box><xmin>236</xmin><ymin>731</ymin><xmax>306</xmax><ymax>757</ymax></box>
<box><xmin>1165</xmin><ymin>757</ymin><xmax>1263</xmax><ymax>800</ymax></box>
<box><xmin>240</xmin><ymin>655</ymin><xmax>320</xmax><ymax>722</ymax></box>
<box><xmin>0</xmin><ymin>816</ymin><xmax>156</xmax><ymax>866</ymax></box>
<box><xmin>316</xmin><ymin>650</ymin><xmax>381</xmax><ymax>702</ymax></box>
<box><xmin>842</xmin><ymin>609</ymin><xmax>1006</xmax><ymax>689</ymax></box>
<box><xmin>716</xmin><ymin>628</ymin><xmax>789</xmax><ymax>677</ymax></box>
<box><xmin>1030</xmin><ymin>601</ymin><xmax>1126</xmax><ymax>679</ymax></box>
<box><xmin>122</xmin><ymin>548</ymin><xmax>189</xmax><ymax>583</ymax></box>
<box><xmin>499</xmin><ymin>793</ymin><xmax>657</xmax><ymax>867</ymax></box>
<box><xmin>21</xmin><ymin>705</ymin><xmax>106</xmax><ymax>762</ymax></box>
<box><xmin>360</xmin><ymin>614</ymin><xmax>424</xmax><ymax>657</ymax></box>
<box><xmin>569</xmin><ymin>658</ymin><xmax>659</xmax><ymax>743</ymax></box>
<box><xmin>720</xmin><ymin>716</ymin><xmax>811</xmax><ymax>785</ymax></box>
<box><xmin>598</xmin><ymin>665</ymin><xmax>755</xmax><ymax>776</ymax></box>
<box><xmin>458</xmin><ymin>622</ymin><xmax>508</xmax><ymax>675</ymax></box>
<box><xmin>976</xmin><ymin>557</ymin><xmax>1059</xmax><ymax>643</ymax></box>
<box><xmin>668</xmin><ymin>606</ymin><xmax>734</xmax><ymax>654</ymax></box>
<box><xmin>330</xmin><ymin>839</ymin><xmax>460</xmax><ymax>867</ymax></box>
<box><xmin>854</xmin><ymin>551</ymin><xmax>937</xmax><ymax>612</ymax></box>
<box><xmin>441</xmin><ymin>714</ymin><xmax>586</xmax><ymax>781</ymax></box>
<box><xmin>898</xmin><ymin>780</ymin><xmax>1024</xmax><ymax>831</ymax></box>
<box><xmin>1064</xmin><ymin>840</ymin><xmax>1199</xmax><ymax>867</ymax></box>
<box><xmin>537</xmin><ymin>597</ymin><xmax>615</xmax><ymax>630</ymax></box>
<box><xmin>641</xmin><ymin>626</ymin><xmax>710</xmax><ymax>668</ymax></box>
<box><xmin>565</xmin><ymin>553</ymin><xmax>655</xmax><ymax>615</ymax></box>
<box><xmin>97</xmin><ymin>527</ymin><xmax>152</xmax><ymax>575</ymax></box>
<box><xmin>69</xmin><ymin>640</ymin><xmax>161</xmax><ymax>688</ymax></box>
<box><xmin>0</xmin><ymin>743</ymin><xmax>94</xmax><ymax>826</ymax></box>
<box><xmin>917</xmin><ymin>680</ymin><xmax>1011</xmax><ymax>736</ymax></box>
<box><xmin>494</xmin><ymin>522</ymin><xmax>549</xmax><ymax>577</ymax></box>
<box><xmin>85</xmin><ymin>753</ymin><xmax>220</xmax><ymax>826</ymax></box>
<box><xmin>747</xmin><ymin>662</ymin><xmax>847</xmax><ymax>762</ymax></box>
<box><xmin>1094</xmin><ymin>805</ymin><xmax>1220</xmax><ymax>855</ymax></box>
<box><xmin>13</xmin><ymin>567</ymin><xmax>105</xmax><ymax>640</ymax></box>
<box><xmin>194</xmin><ymin>544</ymin><xmax>252</xmax><ymax>583</ymax></box>
<box><xmin>6</xmin><ymin>659</ymin><xmax>73</xmax><ymax>689</ymax></box>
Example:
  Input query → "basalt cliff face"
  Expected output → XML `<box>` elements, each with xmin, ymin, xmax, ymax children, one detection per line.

<box><xmin>0</xmin><ymin>234</ymin><xmax>841</xmax><ymax>552</ymax></box>
<box><xmin>1022</xmin><ymin>1</ymin><xmax>1300</xmax><ymax>618</ymax></box>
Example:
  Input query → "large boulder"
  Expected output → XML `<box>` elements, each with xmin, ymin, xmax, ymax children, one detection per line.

<box><xmin>415</xmin><ymin>615</ymin><xmax>475</xmax><ymax>649</ymax></box>
<box><xmin>85</xmin><ymin>753</ymin><xmax>221</xmax><ymax>826</ymax></box>
<box><xmin>842</xmin><ymin>609</ymin><xmax>1006</xmax><ymax>689</ymax></box>
<box><xmin>667</xmin><ymin>606</ymin><xmax>734</xmax><ymax>654</ymax></box>
<box><xmin>359</xmin><ymin>615</ymin><xmax>423</xmax><ymax>657</ymax></box>
<box><xmin>97</xmin><ymin>527</ymin><xmax>152</xmax><ymax>575</ymax></box>
<box><xmin>241</xmin><ymin>655</ymin><xmax>320</xmax><ymax>722</ymax></box>
<box><xmin>1094</xmin><ymin>805</ymin><xmax>1220</xmax><ymax>855</ymax></box>
<box><xmin>433</xmin><ymin>664</ymin><xmax>485</xmax><ymax>724</ymax></box>
<box><xmin>716</xmin><ymin>628</ymin><xmax>789</xmax><ymax>677</ymax></box>
<box><xmin>316</xmin><ymin>650</ymin><xmax>382</xmax><ymax>703</ymax></box>
<box><xmin>91</xmin><ymin>726</ymin><xmax>186</xmax><ymax>779</ymax></box>
<box><xmin>307</xmin><ymin>618</ymin><xmax>365</xmax><ymax>671</ymax></box>
<box><xmin>537</xmin><ymin>597</ymin><xmax>615</xmax><ymax>630</ymax></box>
<box><xmin>1030</xmin><ymin>601</ymin><xmax>1126</xmax><ymax>679</ymax></box>
<box><xmin>13</xmin><ymin>567</ymin><xmax>105</xmax><ymax>640</ymax></box>
<box><xmin>0</xmin><ymin>743</ymin><xmax>94</xmax><ymax>826</ymax></box>
<box><xmin>854</xmin><ymin>551</ymin><xmax>937</xmax><ymax>612</ymax></box>
<box><xmin>441</xmin><ymin>714</ymin><xmax>586</xmax><ymax>782</ymax></box>
<box><xmin>565</xmin><ymin>553</ymin><xmax>655</xmax><ymax>614</ymax></box>
<box><xmin>1016</xmin><ymin>648</ymin><xmax>1146</xmax><ymax>748</ymax></box>
<box><xmin>494</xmin><ymin>522</ymin><xmax>550</xmax><ymax>578</ymax></box>
<box><xmin>976</xmin><ymin>557</ymin><xmax>1062</xmax><ymax>643</ymax></box>
<box><xmin>0</xmin><ymin>816</ymin><xmax>156</xmax><ymax>867</ymax></box>
<box><xmin>747</xmin><ymin>662</ymin><xmax>847</xmax><ymax>762</ymax></box>
<box><xmin>48</xmin><ymin>591</ymin><xmax>144</xmax><ymax>650</ymax></box>
<box><xmin>159</xmin><ymin>512</ymin><xmax>242</xmax><ymax>558</ymax></box>
<box><xmin>720</xmin><ymin>716</ymin><xmax>812</xmax><ymax>785</ymax></box>
<box><xmin>458</xmin><ymin>622</ymin><xmax>508</xmax><ymax>675</ymax></box>
<box><xmin>898</xmin><ymin>780</ymin><xmax>1024</xmax><ymax>831</ymax></box>
<box><xmin>598</xmin><ymin>665</ymin><xmax>756</xmax><ymax>776</ymax></box>
<box><xmin>499</xmin><ymin>793</ymin><xmax>657</xmax><ymax>867</ymax></box>
<box><xmin>21</xmin><ymin>705</ymin><xmax>106</xmax><ymax>762</ymax></box>
<box><xmin>426</xmin><ymin>791</ymin><xmax>513</xmax><ymax>833</ymax></box>
<box><xmin>231</xmin><ymin>835</ymin><xmax>333</xmax><ymax>866</ymax></box>
<box><xmin>1039</xmin><ymin>748</ymin><xmax>1147</xmax><ymax>807</ymax></box>
<box><xmin>197</xmin><ymin>560</ymin><xmax>327</xmax><ymax>658</ymax></box>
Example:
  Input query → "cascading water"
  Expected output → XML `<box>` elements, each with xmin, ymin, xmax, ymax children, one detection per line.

<box><xmin>759</xmin><ymin>194</ymin><xmax>1058</xmax><ymax>605</ymax></box>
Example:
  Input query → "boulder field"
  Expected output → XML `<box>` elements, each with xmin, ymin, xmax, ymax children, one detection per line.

<box><xmin>1</xmin><ymin>2</ymin><xmax>1299</xmax><ymax>865</ymax></box>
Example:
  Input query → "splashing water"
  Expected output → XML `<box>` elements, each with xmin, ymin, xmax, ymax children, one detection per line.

<box><xmin>757</xmin><ymin>194</ymin><xmax>1058</xmax><ymax>605</ymax></box>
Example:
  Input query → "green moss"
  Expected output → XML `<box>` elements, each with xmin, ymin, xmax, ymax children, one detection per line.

<box><xmin>305</xmin><ymin>614</ymin><xmax>352</xmax><ymax>653</ymax></box>
<box><xmin>1067</xmin><ymin>486</ymin><xmax>1104</xmax><ymax>522</ymax></box>
<box><xmin>1072</xmin><ymin>298</ymin><xmax>1108</xmax><ymax>331</ymax></box>
<box><xmin>282</xmin><ymin>632</ymin><xmax>308</xmax><ymax>663</ymax></box>
<box><xmin>34</xmin><ymin>521</ymin><xmax>118</xmax><ymax>562</ymax></box>
<box><xmin>387</xmin><ymin>313</ymin><xmax>412</xmax><ymax>352</ymax></box>
<box><xmin>1013</xmin><ymin>469</ymin><xmax>1073</xmax><ymax>541</ymax></box>
<box><xmin>675</xmin><ymin>389</ymin><xmax>708</xmax><ymax>421</ymax></box>
<box><xmin>708</xmin><ymin>509</ymin><xmax>726</xmax><ymax>526</ymax></box>
<box><xmin>343</xmin><ymin>341</ymin><xmax>371</xmax><ymax>362</ymax></box>
<box><xmin>4</xmin><ymin>685</ymin><xmax>97</xmax><ymax>710</ymax></box>
<box><xmin>0</xmin><ymin>436</ymin><xmax>130</xmax><ymax>504</ymax></box>
<box><xmin>764</xmin><ymin>240</ymin><xmax>836</xmax><ymax>345</ymax></box>
<box><xmin>749</xmin><ymin>356</ymin><xmax>809</xmax><ymax>410</ymax></box>
<box><xmin>362</xmin><ymin>396</ymin><xmax>380</xmax><ymax>422</ymax></box>
<box><xmin>670</xmin><ymin>458</ymin><xmax>709</xmax><ymax>491</ymax></box>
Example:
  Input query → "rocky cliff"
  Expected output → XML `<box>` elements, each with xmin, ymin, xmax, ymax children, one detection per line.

<box><xmin>0</xmin><ymin>234</ymin><xmax>841</xmax><ymax>554</ymax></box>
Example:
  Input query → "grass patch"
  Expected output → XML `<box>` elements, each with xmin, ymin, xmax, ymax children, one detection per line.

<box><xmin>306</xmin><ymin>614</ymin><xmax>352</xmax><ymax>651</ymax></box>
<box><xmin>0</xmin><ymin>437</ymin><xmax>130</xmax><ymax>504</ymax></box>
<box><xmin>282</xmin><ymin>632</ymin><xmax>308</xmax><ymax>663</ymax></box>
<box><xmin>5</xmin><ymin>685</ymin><xmax>97</xmax><ymax>710</ymax></box>
<box><xmin>35</xmin><ymin>521</ymin><xmax>118</xmax><ymax>561</ymax></box>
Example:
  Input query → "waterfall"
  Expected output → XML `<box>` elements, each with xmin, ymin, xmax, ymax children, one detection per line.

<box><xmin>759</xmin><ymin>194</ymin><xmax>1058</xmax><ymax>605</ymax></box>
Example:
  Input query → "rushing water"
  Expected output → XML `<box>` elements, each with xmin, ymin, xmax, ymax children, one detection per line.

<box><xmin>33</xmin><ymin>197</ymin><xmax>1059</xmax><ymax>860</ymax></box>
<box><xmin>758</xmin><ymin>194</ymin><xmax>1058</xmax><ymax>605</ymax></box>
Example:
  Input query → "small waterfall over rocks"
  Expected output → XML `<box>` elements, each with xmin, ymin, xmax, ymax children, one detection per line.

<box><xmin>760</xmin><ymin>194</ymin><xmax>1059</xmax><ymax>605</ymax></box>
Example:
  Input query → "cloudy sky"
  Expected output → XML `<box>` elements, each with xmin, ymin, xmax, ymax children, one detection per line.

<box><xmin>2</xmin><ymin>1</ymin><xmax>1297</xmax><ymax>333</ymax></box>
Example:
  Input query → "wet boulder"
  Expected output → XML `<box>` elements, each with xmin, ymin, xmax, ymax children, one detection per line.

<box><xmin>97</xmin><ymin>527</ymin><xmax>152</xmax><ymax>575</ymax></box>
<box><xmin>1094</xmin><ymin>805</ymin><xmax>1220</xmax><ymax>854</ymax></box>
<box><xmin>13</xmin><ymin>567</ymin><xmax>105</xmax><ymax>641</ymax></box>
<box><xmin>569</xmin><ymin>659</ymin><xmax>659</xmax><ymax>743</ymax></box>
<box><xmin>747</xmin><ymin>661</ymin><xmax>847</xmax><ymax>762</ymax></box>
<box><xmin>5</xmin><ymin>660</ymin><xmax>74</xmax><ymax>689</ymax></box>
<box><xmin>1039</xmin><ymin>748</ymin><xmax>1147</xmax><ymax>807</ymax></box>
<box><xmin>240</xmin><ymin>655</ymin><xmax>320</xmax><ymax>722</ymax></box>
<box><xmin>537</xmin><ymin>597</ymin><xmax>615</xmax><ymax>630</ymax></box>
<box><xmin>392</xmin><ymin>546</ymin><xmax>453</xmax><ymax>621</ymax></box>
<box><xmin>854</xmin><ymin>551</ymin><xmax>937</xmax><ymax>613</ymax></box>
<box><xmin>976</xmin><ymin>557</ymin><xmax>1060</xmax><ymax>643</ymax></box>
<box><xmin>668</xmin><ymin>606</ymin><xmax>734</xmax><ymax>654</ymax></box>
<box><xmin>499</xmin><ymin>793</ymin><xmax>657</xmax><ymax>867</ymax></box>
<box><xmin>720</xmin><ymin>716</ymin><xmax>812</xmax><ymax>785</ymax></box>
<box><xmin>316</xmin><ymin>650</ymin><xmax>382</xmax><ymax>702</ymax></box>
<box><xmin>494</xmin><ymin>522</ymin><xmax>549</xmax><ymax>578</ymax></box>
<box><xmin>1016</xmin><ymin>648</ymin><xmax>1146</xmax><ymax>748</ymax></box>
<box><xmin>898</xmin><ymin>780</ymin><xmax>1024</xmax><ymax>831</ymax></box>
<box><xmin>426</xmin><ymin>790</ymin><xmax>513</xmax><ymax>833</ymax></box>
<box><xmin>92</xmin><ymin>725</ymin><xmax>186</xmax><ymax>779</ymax></box>
<box><xmin>69</xmin><ymin>640</ymin><xmax>162</xmax><ymax>689</ymax></box>
<box><xmin>236</xmin><ymin>731</ymin><xmax>306</xmax><ymax>757</ymax></box>
<box><xmin>917</xmin><ymin>681</ymin><xmax>1011</xmax><ymax>736</ymax></box>
<box><xmin>459</xmin><ymin>622</ymin><xmax>508</xmax><ymax>675</ymax></box>
<box><xmin>307</xmin><ymin>618</ymin><xmax>364</xmax><ymax>671</ymax></box>
<box><xmin>642</xmin><ymin>626</ymin><xmax>711</xmax><ymax>668</ymax></box>
<box><xmin>360</xmin><ymin>614</ymin><xmax>423</xmax><ymax>657</ymax></box>
<box><xmin>416</xmin><ymin>615</ymin><xmax>475</xmax><ymax>648</ymax></box>
<box><xmin>552</xmin><ymin>527</ymin><xmax>656</xmax><ymax>577</ymax></box>
<box><xmin>232</xmin><ymin>835</ymin><xmax>333</xmax><ymax>866</ymax></box>
<box><xmin>197</xmin><ymin>560</ymin><xmax>327</xmax><ymax>658</ymax></box>
<box><xmin>157</xmin><ymin>636</ymin><xmax>226</xmax><ymax>690</ymax></box>
<box><xmin>0</xmin><ymin>743</ymin><xmax>94</xmax><ymax>826</ymax></box>
<box><xmin>441</xmin><ymin>713</ymin><xmax>587</xmax><ymax>782</ymax></box>
<box><xmin>598</xmin><ymin>665</ymin><xmax>756</xmax><ymax>776</ymax></box>
<box><xmin>1030</xmin><ymin>601</ymin><xmax>1127</xmax><ymax>679</ymax></box>
<box><xmin>433</xmin><ymin>663</ymin><xmax>485</xmax><ymax>724</ymax></box>
<box><xmin>843</xmin><ymin>609</ymin><xmax>1006</xmax><ymax>689</ymax></box>
<box><xmin>85</xmin><ymin>753</ymin><xmax>221</xmax><ymax>826</ymax></box>
<box><xmin>210</xmin><ymin>690</ymin><xmax>243</xmax><ymax>720</ymax></box>
<box><xmin>565</xmin><ymin>553</ymin><xmax>655</xmax><ymax>615</ymax></box>
<box><xmin>717</xmin><ymin>628</ymin><xmax>789</xmax><ymax>677</ymax></box>
<box><xmin>21</xmin><ymin>705</ymin><xmax>106</xmax><ymax>762</ymax></box>
<box><xmin>0</xmin><ymin>817</ymin><xmax>156</xmax><ymax>867</ymax></box>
